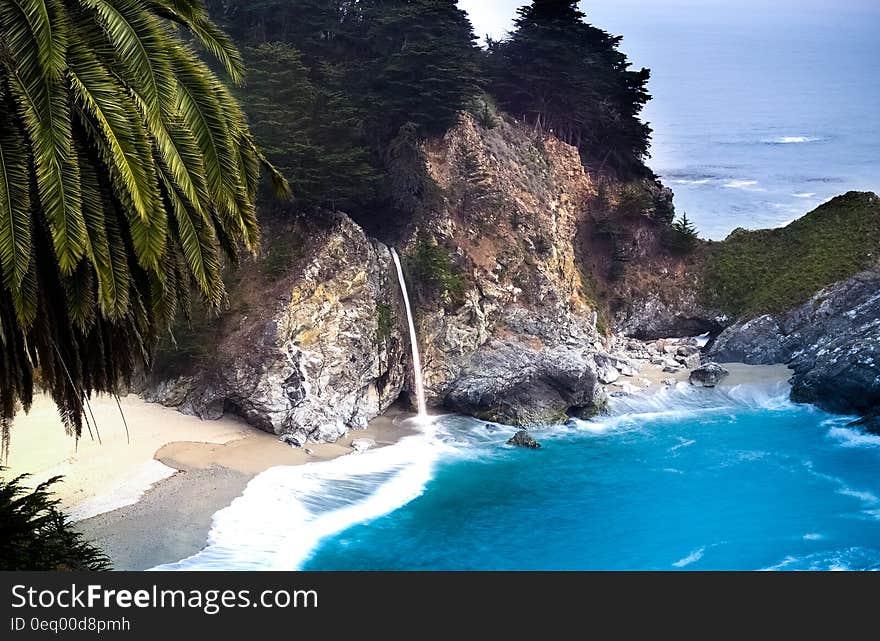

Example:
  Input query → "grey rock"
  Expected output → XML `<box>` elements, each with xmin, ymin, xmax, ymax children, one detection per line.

<box><xmin>689</xmin><ymin>363</ymin><xmax>730</xmax><ymax>388</ymax></box>
<box><xmin>444</xmin><ymin>340</ymin><xmax>606</xmax><ymax>426</ymax></box>
<box><xmin>708</xmin><ymin>270</ymin><xmax>880</xmax><ymax>417</ymax></box>
<box><xmin>143</xmin><ymin>212</ymin><xmax>407</xmax><ymax>444</ymax></box>
<box><xmin>351</xmin><ymin>439</ymin><xmax>375</xmax><ymax>453</ymax></box>
<box><xmin>280</xmin><ymin>433</ymin><xmax>306</xmax><ymax>448</ymax></box>
<box><xmin>676</xmin><ymin>353</ymin><xmax>701</xmax><ymax>370</ymax></box>
<box><xmin>507</xmin><ymin>430</ymin><xmax>542</xmax><ymax>449</ymax></box>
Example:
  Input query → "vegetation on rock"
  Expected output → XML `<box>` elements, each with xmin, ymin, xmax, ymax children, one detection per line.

<box><xmin>704</xmin><ymin>192</ymin><xmax>880</xmax><ymax>317</ymax></box>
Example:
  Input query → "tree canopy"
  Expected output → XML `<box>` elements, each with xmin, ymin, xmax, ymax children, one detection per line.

<box><xmin>487</xmin><ymin>0</ymin><xmax>653</xmax><ymax>176</ymax></box>
<box><xmin>0</xmin><ymin>0</ymin><xmax>287</xmax><ymax>444</ymax></box>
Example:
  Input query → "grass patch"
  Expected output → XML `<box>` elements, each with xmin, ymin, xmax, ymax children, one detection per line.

<box><xmin>408</xmin><ymin>233</ymin><xmax>468</xmax><ymax>305</ymax></box>
<box><xmin>704</xmin><ymin>191</ymin><xmax>880</xmax><ymax>318</ymax></box>
<box><xmin>375</xmin><ymin>302</ymin><xmax>394</xmax><ymax>344</ymax></box>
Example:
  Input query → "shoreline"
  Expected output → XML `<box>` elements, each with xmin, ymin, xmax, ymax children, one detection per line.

<box><xmin>3</xmin><ymin>361</ymin><xmax>793</xmax><ymax>571</ymax></box>
<box><xmin>75</xmin><ymin>406</ymin><xmax>417</xmax><ymax>570</ymax></box>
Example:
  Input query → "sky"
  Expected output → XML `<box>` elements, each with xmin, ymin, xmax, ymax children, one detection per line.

<box><xmin>458</xmin><ymin>0</ymin><xmax>880</xmax><ymax>44</ymax></box>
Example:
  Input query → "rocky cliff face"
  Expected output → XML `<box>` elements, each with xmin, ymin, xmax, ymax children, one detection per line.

<box><xmin>145</xmin><ymin>212</ymin><xmax>407</xmax><ymax>442</ymax></box>
<box><xmin>709</xmin><ymin>270</ymin><xmax>880</xmax><ymax>416</ymax></box>
<box><xmin>401</xmin><ymin>114</ymin><xmax>609</xmax><ymax>424</ymax></box>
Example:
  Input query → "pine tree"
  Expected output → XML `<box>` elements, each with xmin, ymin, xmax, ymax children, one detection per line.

<box><xmin>664</xmin><ymin>213</ymin><xmax>700</xmax><ymax>253</ymax></box>
<box><xmin>241</xmin><ymin>44</ymin><xmax>381</xmax><ymax>212</ymax></box>
<box><xmin>487</xmin><ymin>0</ymin><xmax>652</xmax><ymax>176</ymax></box>
<box><xmin>349</xmin><ymin>0</ymin><xmax>483</xmax><ymax>140</ymax></box>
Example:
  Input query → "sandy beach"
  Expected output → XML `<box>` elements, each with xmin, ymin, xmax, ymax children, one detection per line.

<box><xmin>1</xmin><ymin>393</ymin><xmax>416</xmax><ymax>570</ymax></box>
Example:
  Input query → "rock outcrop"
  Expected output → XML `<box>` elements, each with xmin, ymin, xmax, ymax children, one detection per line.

<box><xmin>145</xmin><ymin>212</ymin><xmax>407</xmax><ymax>442</ymax></box>
<box><xmin>708</xmin><ymin>270</ymin><xmax>880</xmax><ymax>416</ymax></box>
<box><xmin>507</xmin><ymin>430</ymin><xmax>542</xmax><ymax>449</ymax></box>
<box><xmin>689</xmin><ymin>363</ymin><xmax>729</xmax><ymax>388</ymax></box>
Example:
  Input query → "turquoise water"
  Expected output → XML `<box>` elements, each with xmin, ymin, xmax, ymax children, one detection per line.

<box><xmin>156</xmin><ymin>382</ymin><xmax>880</xmax><ymax>571</ymax></box>
<box><xmin>301</xmin><ymin>385</ymin><xmax>880</xmax><ymax>571</ymax></box>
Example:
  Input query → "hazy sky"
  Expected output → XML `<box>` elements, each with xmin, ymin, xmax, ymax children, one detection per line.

<box><xmin>459</xmin><ymin>1</ymin><xmax>880</xmax><ymax>45</ymax></box>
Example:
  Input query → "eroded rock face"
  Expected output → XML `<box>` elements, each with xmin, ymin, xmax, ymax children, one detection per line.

<box><xmin>708</xmin><ymin>270</ymin><xmax>880</xmax><ymax>416</ymax></box>
<box><xmin>145</xmin><ymin>213</ymin><xmax>407</xmax><ymax>442</ymax></box>
<box><xmin>404</xmin><ymin>114</ymin><xmax>608</xmax><ymax>424</ymax></box>
<box><xmin>444</xmin><ymin>340</ymin><xmax>606</xmax><ymax>426</ymax></box>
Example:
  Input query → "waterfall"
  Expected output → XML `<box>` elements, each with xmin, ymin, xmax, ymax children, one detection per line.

<box><xmin>390</xmin><ymin>249</ymin><xmax>429</xmax><ymax>420</ymax></box>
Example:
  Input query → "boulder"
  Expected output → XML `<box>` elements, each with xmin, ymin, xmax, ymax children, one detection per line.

<box><xmin>280</xmin><ymin>433</ymin><xmax>306</xmax><ymax>448</ymax></box>
<box><xmin>444</xmin><ymin>340</ymin><xmax>606</xmax><ymax>426</ymax></box>
<box><xmin>351</xmin><ymin>439</ymin><xmax>376</xmax><ymax>453</ymax></box>
<box><xmin>689</xmin><ymin>363</ymin><xmax>730</xmax><ymax>388</ymax></box>
<box><xmin>507</xmin><ymin>430</ymin><xmax>542</xmax><ymax>449</ymax></box>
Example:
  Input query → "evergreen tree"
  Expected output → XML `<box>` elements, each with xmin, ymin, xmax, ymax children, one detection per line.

<box><xmin>349</xmin><ymin>0</ymin><xmax>483</xmax><ymax>140</ymax></box>
<box><xmin>664</xmin><ymin>212</ymin><xmax>700</xmax><ymax>253</ymax></box>
<box><xmin>242</xmin><ymin>44</ymin><xmax>381</xmax><ymax>212</ymax></box>
<box><xmin>487</xmin><ymin>0</ymin><xmax>652</xmax><ymax>176</ymax></box>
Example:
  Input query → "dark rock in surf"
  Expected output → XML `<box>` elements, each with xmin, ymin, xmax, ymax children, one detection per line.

<box><xmin>508</xmin><ymin>430</ymin><xmax>542</xmax><ymax>449</ymax></box>
<box><xmin>689</xmin><ymin>363</ymin><xmax>729</xmax><ymax>388</ymax></box>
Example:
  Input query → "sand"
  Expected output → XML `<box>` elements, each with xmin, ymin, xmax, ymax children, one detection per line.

<box><xmin>2</xmin><ymin>392</ymin><xmax>416</xmax><ymax>570</ymax></box>
<box><xmin>1</xmin><ymin>393</ymin><xmax>251</xmax><ymax>520</ymax></box>
<box><xmin>620</xmin><ymin>361</ymin><xmax>793</xmax><ymax>391</ymax></box>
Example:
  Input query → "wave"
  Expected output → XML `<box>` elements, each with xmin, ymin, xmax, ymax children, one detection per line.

<box><xmin>761</xmin><ymin>547</ymin><xmax>880</xmax><ymax>571</ymax></box>
<box><xmin>763</xmin><ymin>136</ymin><xmax>823</xmax><ymax>144</ymax></box>
<box><xmin>672</xmin><ymin>178</ymin><xmax>712</xmax><ymax>185</ymax></box>
<box><xmin>827</xmin><ymin>426</ymin><xmax>880</xmax><ymax>449</ymax></box>
<box><xmin>792</xmin><ymin>192</ymin><xmax>817</xmax><ymax>199</ymax></box>
<box><xmin>673</xmin><ymin>546</ymin><xmax>705</xmax><ymax>568</ymax></box>
<box><xmin>151</xmin><ymin>426</ymin><xmax>447</xmax><ymax>571</ymax></box>
<box><xmin>723</xmin><ymin>179</ymin><xmax>765</xmax><ymax>191</ymax></box>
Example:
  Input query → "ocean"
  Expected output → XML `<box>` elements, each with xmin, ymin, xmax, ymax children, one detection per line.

<box><xmin>156</xmin><ymin>382</ymin><xmax>880</xmax><ymax>571</ymax></box>
<box><xmin>581</xmin><ymin>0</ymin><xmax>880</xmax><ymax>239</ymax></box>
<box><xmin>151</xmin><ymin>3</ymin><xmax>880</xmax><ymax>572</ymax></box>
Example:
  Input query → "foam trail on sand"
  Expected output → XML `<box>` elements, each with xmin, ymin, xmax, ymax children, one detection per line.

<box><xmin>152</xmin><ymin>429</ymin><xmax>446</xmax><ymax>571</ymax></box>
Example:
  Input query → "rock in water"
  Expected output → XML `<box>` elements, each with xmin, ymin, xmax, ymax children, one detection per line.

<box><xmin>351</xmin><ymin>439</ymin><xmax>376</xmax><ymax>453</ymax></box>
<box><xmin>848</xmin><ymin>412</ymin><xmax>880</xmax><ymax>435</ymax></box>
<box><xmin>507</xmin><ymin>430</ymin><xmax>542</xmax><ymax>449</ymax></box>
<box><xmin>708</xmin><ymin>269</ymin><xmax>880</xmax><ymax>417</ymax></box>
<box><xmin>689</xmin><ymin>363</ymin><xmax>730</xmax><ymax>388</ymax></box>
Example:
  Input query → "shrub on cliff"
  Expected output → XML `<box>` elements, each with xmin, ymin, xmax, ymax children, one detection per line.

<box><xmin>0</xmin><ymin>473</ymin><xmax>110</xmax><ymax>571</ymax></box>
<box><xmin>704</xmin><ymin>191</ymin><xmax>880</xmax><ymax>317</ymax></box>
<box><xmin>663</xmin><ymin>213</ymin><xmax>700</xmax><ymax>254</ymax></box>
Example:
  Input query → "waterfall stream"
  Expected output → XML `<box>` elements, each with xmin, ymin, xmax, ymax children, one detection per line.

<box><xmin>390</xmin><ymin>249</ymin><xmax>429</xmax><ymax>420</ymax></box>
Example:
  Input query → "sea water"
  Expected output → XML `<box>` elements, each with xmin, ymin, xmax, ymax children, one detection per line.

<box><xmin>585</xmin><ymin>0</ymin><xmax>880</xmax><ymax>239</ymax></box>
<box><xmin>156</xmin><ymin>382</ymin><xmax>880</xmax><ymax>571</ymax></box>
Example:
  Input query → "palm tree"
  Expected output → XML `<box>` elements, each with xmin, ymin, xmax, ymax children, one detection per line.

<box><xmin>0</xmin><ymin>0</ymin><xmax>289</xmax><ymax>448</ymax></box>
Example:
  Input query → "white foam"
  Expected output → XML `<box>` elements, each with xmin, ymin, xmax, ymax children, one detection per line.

<box><xmin>672</xmin><ymin>178</ymin><xmax>712</xmax><ymax>185</ymax></box>
<box><xmin>723</xmin><ymin>179</ymin><xmax>765</xmax><ymax>191</ymax></box>
<box><xmin>792</xmin><ymin>192</ymin><xmax>817</xmax><ymax>199</ymax></box>
<box><xmin>673</xmin><ymin>546</ymin><xmax>705</xmax><ymax>568</ymax></box>
<box><xmin>152</xmin><ymin>429</ymin><xmax>446</xmax><ymax>571</ymax></box>
<box><xmin>764</xmin><ymin>136</ymin><xmax>820</xmax><ymax>144</ymax></box>
<box><xmin>803</xmin><ymin>533</ymin><xmax>824</xmax><ymax>541</ymax></box>
<box><xmin>837</xmin><ymin>487</ymin><xmax>879</xmax><ymax>505</ymax></box>
<box><xmin>827</xmin><ymin>426</ymin><xmax>880</xmax><ymax>448</ymax></box>
<box><xmin>68</xmin><ymin>460</ymin><xmax>177</xmax><ymax>522</ymax></box>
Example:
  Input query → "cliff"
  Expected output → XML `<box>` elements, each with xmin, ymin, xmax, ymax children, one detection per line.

<box><xmin>143</xmin><ymin>112</ymin><xmax>880</xmax><ymax>440</ymax></box>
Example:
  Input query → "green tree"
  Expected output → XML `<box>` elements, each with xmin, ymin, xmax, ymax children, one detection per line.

<box><xmin>664</xmin><ymin>213</ymin><xmax>700</xmax><ymax>254</ymax></box>
<box><xmin>0</xmin><ymin>0</ymin><xmax>288</xmax><ymax>442</ymax></box>
<box><xmin>487</xmin><ymin>0</ymin><xmax>652</xmax><ymax>176</ymax></box>
<box><xmin>242</xmin><ymin>43</ymin><xmax>381</xmax><ymax>213</ymax></box>
<box><xmin>349</xmin><ymin>0</ymin><xmax>483</xmax><ymax>140</ymax></box>
<box><xmin>0</xmin><ymin>472</ymin><xmax>110</xmax><ymax>570</ymax></box>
